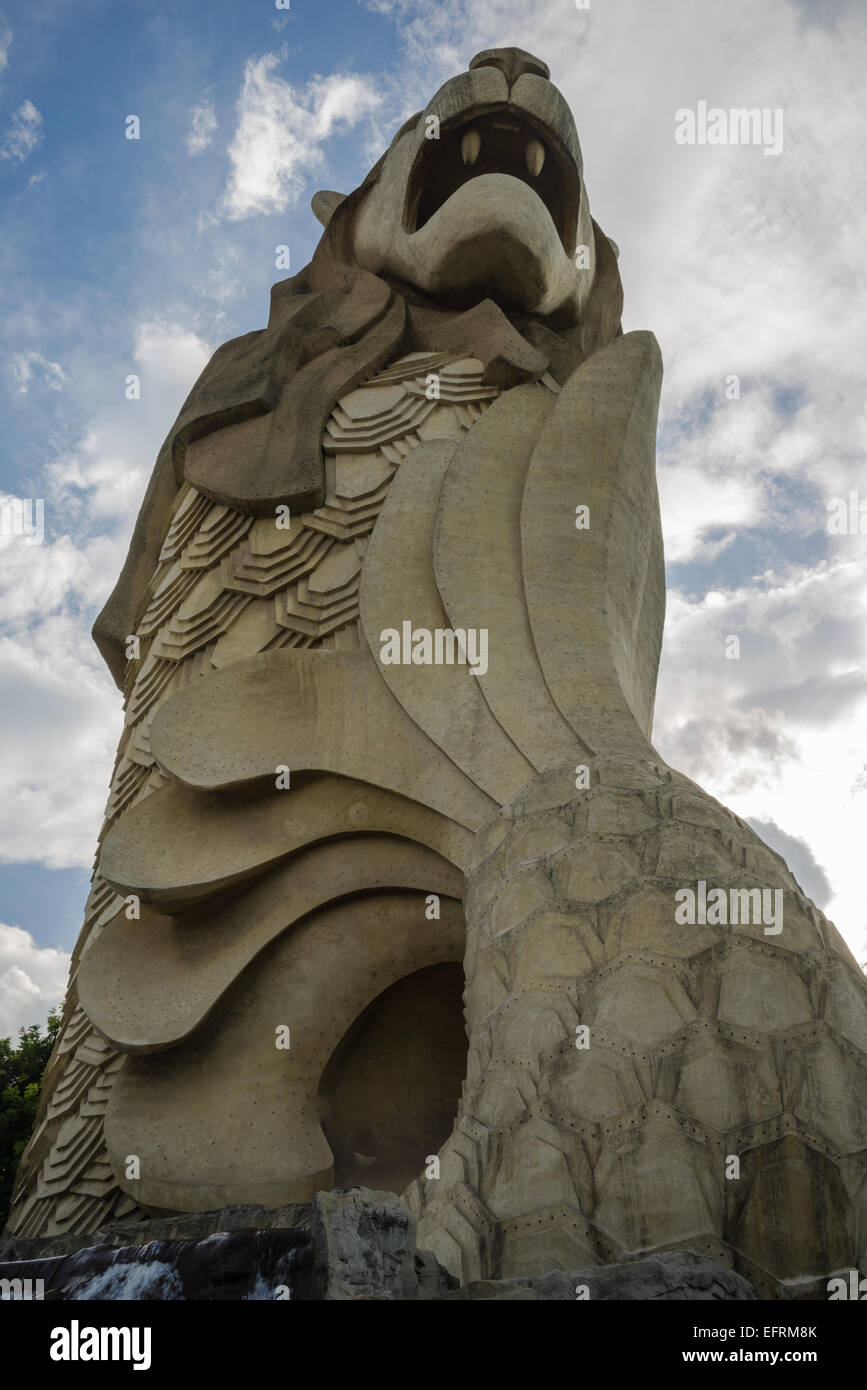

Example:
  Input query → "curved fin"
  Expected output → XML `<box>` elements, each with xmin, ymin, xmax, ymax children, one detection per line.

<box><xmin>359</xmin><ymin>439</ymin><xmax>535</xmax><ymax>804</ymax></box>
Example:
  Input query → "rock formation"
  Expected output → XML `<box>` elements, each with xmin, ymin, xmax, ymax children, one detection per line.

<box><xmin>0</xmin><ymin>1189</ymin><xmax>757</xmax><ymax>1301</ymax></box>
<box><xmin>6</xmin><ymin>47</ymin><xmax>866</xmax><ymax>1301</ymax></box>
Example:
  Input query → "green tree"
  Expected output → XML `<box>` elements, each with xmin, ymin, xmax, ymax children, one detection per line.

<box><xmin>0</xmin><ymin>1010</ymin><xmax>61</xmax><ymax>1232</ymax></box>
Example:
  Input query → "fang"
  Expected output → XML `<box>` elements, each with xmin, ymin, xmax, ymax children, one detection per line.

<box><xmin>461</xmin><ymin>129</ymin><xmax>481</xmax><ymax>166</ymax></box>
<box><xmin>525</xmin><ymin>139</ymin><xmax>545</xmax><ymax>176</ymax></box>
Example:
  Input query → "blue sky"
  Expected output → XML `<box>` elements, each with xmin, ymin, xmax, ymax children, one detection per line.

<box><xmin>0</xmin><ymin>0</ymin><xmax>865</xmax><ymax>1035</ymax></box>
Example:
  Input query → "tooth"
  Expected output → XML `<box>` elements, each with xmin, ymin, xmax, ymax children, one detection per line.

<box><xmin>461</xmin><ymin>129</ymin><xmax>481</xmax><ymax>166</ymax></box>
<box><xmin>525</xmin><ymin>139</ymin><xmax>545</xmax><ymax>176</ymax></box>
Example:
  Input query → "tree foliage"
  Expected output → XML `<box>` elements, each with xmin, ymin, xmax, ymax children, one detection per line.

<box><xmin>0</xmin><ymin>1010</ymin><xmax>60</xmax><ymax>1232</ymax></box>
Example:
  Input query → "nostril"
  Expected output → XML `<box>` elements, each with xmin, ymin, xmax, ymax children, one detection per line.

<box><xmin>469</xmin><ymin>47</ymin><xmax>550</xmax><ymax>86</ymax></box>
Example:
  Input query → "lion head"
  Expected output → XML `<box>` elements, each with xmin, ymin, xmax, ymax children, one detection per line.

<box><xmin>94</xmin><ymin>47</ymin><xmax>623</xmax><ymax>683</ymax></box>
<box><xmin>347</xmin><ymin>47</ymin><xmax>599</xmax><ymax>322</ymax></box>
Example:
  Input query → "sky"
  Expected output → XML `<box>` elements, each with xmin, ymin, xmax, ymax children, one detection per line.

<box><xmin>0</xmin><ymin>0</ymin><xmax>864</xmax><ymax>1037</ymax></box>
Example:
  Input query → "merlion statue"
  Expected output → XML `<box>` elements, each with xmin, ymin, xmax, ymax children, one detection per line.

<box><xmin>7</xmin><ymin>47</ymin><xmax>866</xmax><ymax>1300</ymax></box>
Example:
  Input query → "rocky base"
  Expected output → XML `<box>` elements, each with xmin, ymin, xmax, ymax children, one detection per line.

<box><xmin>438</xmin><ymin>1253</ymin><xmax>757</xmax><ymax>1300</ymax></box>
<box><xmin>0</xmin><ymin>1188</ymin><xmax>454</xmax><ymax>1301</ymax></box>
<box><xmin>0</xmin><ymin>1189</ymin><xmax>761</xmax><ymax>1300</ymax></box>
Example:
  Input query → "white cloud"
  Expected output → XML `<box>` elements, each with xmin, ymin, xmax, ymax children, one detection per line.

<box><xmin>658</xmin><ymin>458</ymin><xmax>762</xmax><ymax>565</ymax></box>
<box><xmin>0</xmin><ymin>587</ymin><xmax>126</xmax><ymax>867</ymax></box>
<box><xmin>9</xmin><ymin>348</ymin><xmax>65</xmax><ymax>394</ymax></box>
<box><xmin>1</xmin><ymin>98</ymin><xmax>42</xmax><ymax>161</ymax></box>
<box><xmin>0</xmin><ymin>922</ymin><xmax>69</xmax><ymax>1037</ymax></box>
<box><xmin>219</xmin><ymin>53</ymin><xmax>382</xmax><ymax>220</ymax></box>
<box><xmin>746</xmin><ymin>817</ymin><xmax>832</xmax><ymax>908</ymax></box>
<box><xmin>186</xmin><ymin>100</ymin><xmax>217</xmax><ymax>155</ymax></box>
<box><xmin>41</xmin><ymin>321</ymin><xmax>211</xmax><ymax>527</ymax></box>
<box><xmin>133</xmin><ymin>317</ymin><xmax>210</xmax><ymax>389</ymax></box>
<box><xmin>654</xmin><ymin>558</ymin><xmax>867</xmax><ymax>956</ymax></box>
<box><xmin>0</xmin><ymin>320</ymin><xmax>212</xmax><ymax>869</ymax></box>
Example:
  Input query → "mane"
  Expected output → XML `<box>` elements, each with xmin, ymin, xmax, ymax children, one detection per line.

<box><xmin>93</xmin><ymin>150</ymin><xmax>624</xmax><ymax>686</ymax></box>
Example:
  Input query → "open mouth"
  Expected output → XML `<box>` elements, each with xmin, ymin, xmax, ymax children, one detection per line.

<box><xmin>405</xmin><ymin>105</ymin><xmax>580</xmax><ymax>256</ymax></box>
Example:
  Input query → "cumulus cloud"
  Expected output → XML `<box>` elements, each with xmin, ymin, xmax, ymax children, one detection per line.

<box><xmin>42</xmin><ymin>320</ymin><xmax>211</xmax><ymax>531</ymax></box>
<box><xmin>1</xmin><ymin>98</ymin><xmax>42</xmax><ymax>161</ymax></box>
<box><xmin>654</xmin><ymin>560</ymin><xmax>867</xmax><ymax>792</ymax></box>
<box><xmin>9</xmin><ymin>348</ymin><xmax>65</xmax><ymax>394</ymax></box>
<box><xmin>219</xmin><ymin>54</ymin><xmax>382</xmax><ymax>220</ymax></box>
<box><xmin>746</xmin><ymin>818</ymin><xmax>833</xmax><ymax>907</ymax></box>
<box><xmin>0</xmin><ymin>592</ymin><xmax>125</xmax><ymax>867</ymax></box>
<box><xmin>186</xmin><ymin>100</ymin><xmax>217</xmax><ymax>155</ymax></box>
<box><xmin>0</xmin><ymin>922</ymin><xmax>69</xmax><ymax>1037</ymax></box>
<box><xmin>654</xmin><ymin>558</ymin><xmax>867</xmax><ymax>954</ymax></box>
<box><xmin>658</xmin><ymin>459</ymin><xmax>762</xmax><ymax>565</ymax></box>
<box><xmin>133</xmin><ymin>317</ymin><xmax>210</xmax><ymax>390</ymax></box>
<box><xmin>0</xmin><ymin>319</ymin><xmax>211</xmax><ymax>869</ymax></box>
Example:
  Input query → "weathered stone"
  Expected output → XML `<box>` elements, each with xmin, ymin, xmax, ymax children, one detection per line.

<box><xmin>310</xmin><ymin>1188</ymin><xmax>418</xmax><ymax>1300</ymax></box>
<box><xmin>0</xmin><ymin>1191</ymin><xmax>457</xmax><ymax>1300</ymax></box>
<box><xmin>0</xmin><ymin>1202</ymin><xmax>312</xmax><ymax>1263</ymax></box>
<box><xmin>437</xmin><ymin>1251</ymin><xmax>757</xmax><ymax>1300</ymax></box>
<box><xmin>6</xmin><ymin>47</ymin><xmax>866</xmax><ymax>1308</ymax></box>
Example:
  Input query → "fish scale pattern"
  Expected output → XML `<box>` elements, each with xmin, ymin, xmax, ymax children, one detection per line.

<box><xmin>408</xmin><ymin>758</ymin><xmax>867</xmax><ymax>1297</ymax></box>
<box><xmin>6</xmin><ymin>350</ymin><xmax>502</xmax><ymax>1238</ymax></box>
